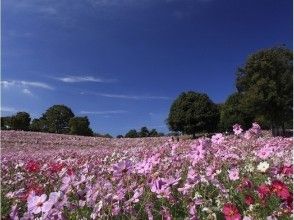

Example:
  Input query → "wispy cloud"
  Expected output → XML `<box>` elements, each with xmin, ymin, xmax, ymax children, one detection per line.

<box><xmin>81</xmin><ymin>92</ymin><xmax>171</xmax><ymax>100</ymax></box>
<box><xmin>80</xmin><ymin>110</ymin><xmax>127</xmax><ymax>115</ymax></box>
<box><xmin>1</xmin><ymin>80</ymin><xmax>54</xmax><ymax>90</ymax></box>
<box><xmin>0</xmin><ymin>106</ymin><xmax>17</xmax><ymax>113</ymax></box>
<box><xmin>54</xmin><ymin>75</ymin><xmax>116</xmax><ymax>83</ymax></box>
<box><xmin>22</xmin><ymin>88</ymin><xmax>34</xmax><ymax>96</ymax></box>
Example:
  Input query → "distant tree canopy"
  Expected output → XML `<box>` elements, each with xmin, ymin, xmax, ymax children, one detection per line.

<box><xmin>1</xmin><ymin>116</ymin><xmax>12</xmax><ymax>130</ymax></box>
<box><xmin>1</xmin><ymin>105</ymin><xmax>96</xmax><ymax>137</ymax></box>
<box><xmin>236</xmin><ymin>46</ymin><xmax>293</xmax><ymax>136</ymax></box>
<box><xmin>29</xmin><ymin>118</ymin><xmax>48</xmax><ymax>132</ymax></box>
<box><xmin>1</xmin><ymin>112</ymin><xmax>31</xmax><ymax>131</ymax></box>
<box><xmin>125</xmin><ymin>129</ymin><xmax>139</xmax><ymax>138</ymax></box>
<box><xmin>69</xmin><ymin>116</ymin><xmax>93</xmax><ymax>136</ymax></box>
<box><xmin>167</xmin><ymin>91</ymin><xmax>219</xmax><ymax>137</ymax></box>
<box><xmin>11</xmin><ymin>112</ymin><xmax>31</xmax><ymax>131</ymax></box>
<box><xmin>42</xmin><ymin>105</ymin><xmax>75</xmax><ymax>134</ymax></box>
<box><xmin>219</xmin><ymin>93</ymin><xmax>254</xmax><ymax>131</ymax></box>
<box><xmin>124</xmin><ymin>127</ymin><xmax>164</xmax><ymax>138</ymax></box>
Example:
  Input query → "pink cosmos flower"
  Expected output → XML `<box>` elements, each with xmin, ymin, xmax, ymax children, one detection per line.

<box><xmin>150</xmin><ymin>178</ymin><xmax>171</xmax><ymax>198</ymax></box>
<box><xmin>228</xmin><ymin>168</ymin><xmax>239</xmax><ymax>181</ymax></box>
<box><xmin>190</xmin><ymin>145</ymin><xmax>206</xmax><ymax>166</ymax></box>
<box><xmin>42</xmin><ymin>192</ymin><xmax>60</xmax><ymax>213</ymax></box>
<box><xmin>27</xmin><ymin>193</ymin><xmax>47</xmax><ymax>214</ymax></box>
<box><xmin>211</xmin><ymin>133</ymin><xmax>224</xmax><ymax>144</ymax></box>
<box><xmin>257</xmin><ymin>184</ymin><xmax>271</xmax><ymax>200</ymax></box>
<box><xmin>251</xmin><ymin>122</ymin><xmax>261</xmax><ymax>134</ymax></box>
<box><xmin>113</xmin><ymin>160</ymin><xmax>132</xmax><ymax>177</ymax></box>
<box><xmin>233</xmin><ymin>124</ymin><xmax>243</xmax><ymax>135</ymax></box>
<box><xmin>222</xmin><ymin>203</ymin><xmax>241</xmax><ymax>220</ymax></box>
<box><xmin>256</xmin><ymin>146</ymin><xmax>273</xmax><ymax>159</ymax></box>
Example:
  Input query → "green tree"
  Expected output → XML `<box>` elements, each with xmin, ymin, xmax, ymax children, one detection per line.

<box><xmin>167</xmin><ymin>91</ymin><xmax>219</xmax><ymax>138</ymax></box>
<box><xmin>116</xmin><ymin>135</ymin><xmax>124</xmax><ymax>138</ymax></box>
<box><xmin>149</xmin><ymin>128</ymin><xmax>159</xmax><ymax>137</ymax></box>
<box><xmin>139</xmin><ymin>126</ymin><xmax>149</xmax><ymax>137</ymax></box>
<box><xmin>219</xmin><ymin>93</ymin><xmax>254</xmax><ymax>131</ymax></box>
<box><xmin>30</xmin><ymin>117</ymin><xmax>48</xmax><ymax>132</ymax></box>
<box><xmin>125</xmin><ymin>129</ymin><xmax>139</xmax><ymax>138</ymax></box>
<box><xmin>10</xmin><ymin>112</ymin><xmax>31</xmax><ymax>131</ymax></box>
<box><xmin>104</xmin><ymin>133</ymin><xmax>113</xmax><ymax>138</ymax></box>
<box><xmin>69</xmin><ymin>116</ymin><xmax>93</xmax><ymax>136</ymax></box>
<box><xmin>236</xmin><ymin>46</ymin><xmax>293</xmax><ymax>136</ymax></box>
<box><xmin>1</xmin><ymin>117</ymin><xmax>12</xmax><ymax>130</ymax></box>
<box><xmin>42</xmin><ymin>105</ymin><xmax>75</xmax><ymax>133</ymax></box>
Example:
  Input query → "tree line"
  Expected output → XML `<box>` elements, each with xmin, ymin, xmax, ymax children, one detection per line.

<box><xmin>121</xmin><ymin>127</ymin><xmax>165</xmax><ymax>138</ymax></box>
<box><xmin>167</xmin><ymin>46</ymin><xmax>293</xmax><ymax>137</ymax></box>
<box><xmin>1</xmin><ymin>105</ymin><xmax>94</xmax><ymax>136</ymax></box>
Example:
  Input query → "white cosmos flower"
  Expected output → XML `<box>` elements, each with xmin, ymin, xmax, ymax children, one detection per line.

<box><xmin>257</xmin><ymin>161</ymin><xmax>270</xmax><ymax>173</ymax></box>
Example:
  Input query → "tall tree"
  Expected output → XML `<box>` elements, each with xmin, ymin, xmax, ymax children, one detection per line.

<box><xmin>10</xmin><ymin>112</ymin><xmax>31</xmax><ymax>131</ymax></box>
<box><xmin>69</xmin><ymin>116</ymin><xmax>93</xmax><ymax>136</ymax></box>
<box><xmin>236</xmin><ymin>47</ymin><xmax>293</xmax><ymax>136</ymax></box>
<box><xmin>42</xmin><ymin>105</ymin><xmax>75</xmax><ymax>133</ymax></box>
<box><xmin>167</xmin><ymin>91</ymin><xmax>219</xmax><ymax>137</ymax></box>
<box><xmin>220</xmin><ymin>93</ymin><xmax>254</xmax><ymax>131</ymax></box>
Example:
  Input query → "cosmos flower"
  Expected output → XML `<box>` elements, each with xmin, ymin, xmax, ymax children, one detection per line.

<box><xmin>257</xmin><ymin>161</ymin><xmax>270</xmax><ymax>173</ymax></box>
<box><xmin>211</xmin><ymin>133</ymin><xmax>224</xmax><ymax>144</ymax></box>
<box><xmin>257</xmin><ymin>184</ymin><xmax>271</xmax><ymax>200</ymax></box>
<box><xmin>271</xmin><ymin>180</ymin><xmax>290</xmax><ymax>200</ymax></box>
<box><xmin>233</xmin><ymin>124</ymin><xmax>243</xmax><ymax>135</ymax></box>
<box><xmin>228</xmin><ymin>168</ymin><xmax>239</xmax><ymax>181</ymax></box>
<box><xmin>27</xmin><ymin>194</ymin><xmax>47</xmax><ymax>214</ymax></box>
<box><xmin>222</xmin><ymin>203</ymin><xmax>241</xmax><ymax>220</ymax></box>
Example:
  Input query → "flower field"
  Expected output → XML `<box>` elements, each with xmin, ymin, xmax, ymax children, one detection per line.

<box><xmin>1</xmin><ymin>124</ymin><xmax>293</xmax><ymax>220</ymax></box>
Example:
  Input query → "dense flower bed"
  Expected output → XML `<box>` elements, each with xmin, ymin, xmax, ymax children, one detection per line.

<box><xmin>1</xmin><ymin>124</ymin><xmax>293</xmax><ymax>219</ymax></box>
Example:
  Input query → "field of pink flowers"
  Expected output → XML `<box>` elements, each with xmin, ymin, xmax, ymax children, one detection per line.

<box><xmin>1</xmin><ymin>123</ymin><xmax>293</xmax><ymax>220</ymax></box>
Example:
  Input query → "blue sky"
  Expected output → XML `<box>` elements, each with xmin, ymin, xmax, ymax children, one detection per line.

<box><xmin>1</xmin><ymin>0</ymin><xmax>292</xmax><ymax>136</ymax></box>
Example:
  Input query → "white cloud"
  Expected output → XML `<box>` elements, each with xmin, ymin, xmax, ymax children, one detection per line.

<box><xmin>0</xmin><ymin>106</ymin><xmax>17</xmax><ymax>113</ymax></box>
<box><xmin>83</xmin><ymin>92</ymin><xmax>171</xmax><ymax>100</ymax></box>
<box><xmin>1</xmin><ymin>80</ymin><xmax>54</xmax><ymax>90</ymax></box>
<box><xmin>22</xmin><ymin>88</ymin><xmax>33</xmax><ymax>96</ymax></box>
<box><xmin>54</xmin><ymin>75</ymin><xmax>116</xmax><ymax>83</ymax></box>
<box><xmin>80</xmin><ymin>110</ymin><xmax>127</xmax><ymax>115</ymax></box>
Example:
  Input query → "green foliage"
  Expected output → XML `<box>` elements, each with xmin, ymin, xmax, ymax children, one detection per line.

<box><xmin>125</xmin><ymin>127</ymin><xmax>163</xmax><ymax>138</ymax></box>
<box><xmin>10</xmin><ymin>112</ymin><xmax>31</xmax><ymax>131</ymax></box>
<box><xmin>1</xmin><ymin>116</ymin><xmax>12</xmax><ymax>130</ymax></box>
<box><xmin>116</xmin><ymin>135</ymin><xmax>124</xmax><ymax>138</ymax></box>
<box><xmin>69</xmin><ymin>116</ymin><xmax>93</xmax><ymax>136</ymax></box>
<box><xmin>149</xmin><ymin>128</ymin><xmax>159</xmax><ymax>137</ymax></box>
<box><xmin>236</xmin><ymin>46</ymin><xmax>293</xmax><ymax>135</ymax></box>
<box><xmin>42</xmin><ymin>105</ymin><xmax>75</xmax><ymax>133</ymax></box>
<box><xmin>167</xmin><ymin>91</ymin><xmax>219</xmax><ymax>136</ymax></box>
<box><xmin>219</xmin><ymin>93</ymin><xmax>254</xmax><ymax>131</ymax></box>
<box><xmin>139</xmin><ymin>126</ymin><xmax>149</xmax><ymax>137</ymax></box>
<box><xmin>125</xmin><ymin>129</ymin><xmax>139</xmax><ymax>138</ymax></box>
<box><xmin>30</xmin><ymin>118</ymin><xmax>48</xmax><ymax>132</ymax></box>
